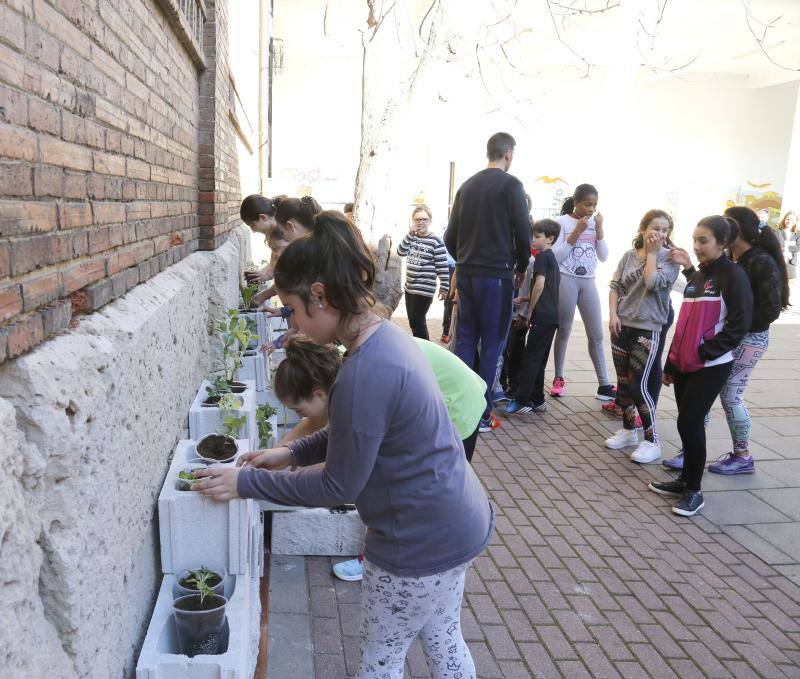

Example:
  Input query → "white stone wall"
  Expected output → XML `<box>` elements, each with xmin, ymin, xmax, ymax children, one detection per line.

<box><xmin>0</xmin><ymin>227</ymin><xmax>251</xmax><ymax>679</ymax></box>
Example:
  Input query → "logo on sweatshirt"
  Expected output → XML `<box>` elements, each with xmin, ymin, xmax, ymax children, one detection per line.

<box><xmin>703</xmin><ymin>280</ymin><xmax>717</xmax><ymax>295</ymax></box>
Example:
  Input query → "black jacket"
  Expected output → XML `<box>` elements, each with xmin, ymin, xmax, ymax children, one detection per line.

<box><xmin>445</xmin><ymin>168</ymin><xmax>531</xmax><ymax>279</ymax></box>
<box><xmin>735</xmin><ymin>247</ymin><xmax>782</xmax><ymax>332</ymax></box>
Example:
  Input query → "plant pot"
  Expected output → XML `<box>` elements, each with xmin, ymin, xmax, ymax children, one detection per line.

<box><xmin>196</xmin><ymin>433</ymin><xmax>238</xmax><ymax>463</ymax></box>
<box><xmin>173</xmin><ymin>567</ymin><xmax>227</xmax><ymax>599</ymax></box>
<box><xmin>227</xmin><ymin>381</ymin><xmax>246</xmax><ymax>393</ymax></box>
<box><xmin>175</xmin><ymin>465</ymin><xmax>205</xmax><ymax>491</ymax></box>
<box><xmin>173</xmin><ymin>593</ymin><xmax>228</xmax><ymax>657</ymax></box>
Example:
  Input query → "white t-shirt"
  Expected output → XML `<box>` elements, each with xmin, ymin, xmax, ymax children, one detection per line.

<box><xmin>553</xmin><ymin>214</ymin><xmax>609</xmax><ymax>278</ymax></box>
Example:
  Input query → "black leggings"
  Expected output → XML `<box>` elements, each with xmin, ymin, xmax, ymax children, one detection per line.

<box><xmin>405</xmin><ymin>291</ymin><xmax>433</xmax><ymax>340</ymax></box>
<box><xmin>674</xmin><ymin>362</ymin><xmax>732</xmax><ymax>491</ymax></box>
<box><xmin>611</xmin><ymin>326</ymin><xmax>661</xmax><ymax>442</ymax></box>
<box><xmin>462</xmin><ymin>427</ymin><xmax>479</xmax><ymax>463</ymax></box>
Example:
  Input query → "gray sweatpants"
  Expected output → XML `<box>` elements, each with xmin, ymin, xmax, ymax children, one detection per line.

<box><xmin>357</xmin><ymin>560</ymin><xmax>475</xmax><ymax>679</ymax></box>
<box><xmin>553</xmin><ymin>274</ymin><xmax>611</xmax><ymax>386</ymax></box>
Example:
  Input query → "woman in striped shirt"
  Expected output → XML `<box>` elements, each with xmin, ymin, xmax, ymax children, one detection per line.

<box><xmin>397</xmin><ymin>205</ymin><xmax>451</xmax><ymax>340</ymax></box>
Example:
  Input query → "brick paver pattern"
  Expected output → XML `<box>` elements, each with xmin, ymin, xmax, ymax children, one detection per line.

<box><xmin>301</xmin><ymin>317</ymin><xmax>800</xmax><ymax>678</ymax></box>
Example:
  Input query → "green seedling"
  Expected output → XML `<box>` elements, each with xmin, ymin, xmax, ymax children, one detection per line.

<box><xmin>239</xmin><ymin>283</ymin><xmax>259</xmax><ymax>310</ymax></box>
<box><xmin>184</xmin><ymin>567</ymin><xmax>219</xmax><ymax>605</ymax></box>
<box><xmin>256</xmin><ymin>404</ymin><xmax>278</xmax><ymax>447</ymax></box>
<box><xmin>219</xmin><ymin>393</ymin><xmax>246</xmax><ymax>438</ymax></box>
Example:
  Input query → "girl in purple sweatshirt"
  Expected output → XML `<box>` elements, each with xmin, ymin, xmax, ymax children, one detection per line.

<box><xmin>193</xmin><ymin>211</ymin><xmax>492</xmax><ymax>678</ymax></box>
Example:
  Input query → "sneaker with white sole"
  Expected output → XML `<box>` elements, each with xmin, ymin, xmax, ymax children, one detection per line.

<box><xmin>672</xmin><ymin>490</ymin><xmax>705</xmax><ymax>517</ymax></box>
<box><xmin>662</xmin><ymin>450</ymin><xmax>684</xmax><ymax>470</ymax></box>
<box><xmin>595</xmin><ymin>384</ymin><xmax>617</xmax><ymax>401</ymax></box>
<box><xmin>630</xmin><ymin>440</ymin><xmax>661</xmax><ymax>464</ymax></box>
<box><xmin>550</xmin><ymin>377</ymin><xmax>565</xmax><ymax>397</ymax></box>
<box><xmin>532</xmin><ymin>402</ymin><xmax>548</xmax><ymax>413</ymax></box>
<box><xmin>332</xmin><ymin>558</ymin><xmax>363</xmax><ymax>581</ymax></box>
<box><xmin>604</xmin><ymin>428</ymin><xmax>640</xmax><ymax>449</ymax></box>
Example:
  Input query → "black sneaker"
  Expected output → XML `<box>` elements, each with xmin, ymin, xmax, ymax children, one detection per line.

<box><xmin>648</xmin><ymin>479</ymin><xmax>686</xmax><ymax>497</ymax></box>
<box><xmin>595</xmin><ymin>384</ymin><xmax>617</xmax><ymax>401</ymax></box>
<box><xmin>672</xmin><ymin>490</ymin><xmax>704</xmax><ymax>517</ymax></box>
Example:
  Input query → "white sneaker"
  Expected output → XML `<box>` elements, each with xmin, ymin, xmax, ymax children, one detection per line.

<box><xmin>630</xmin><ymin>440</ymin><xmax>661</xmax><ymax>464</ymax></box>
<box><xmin>604</xmin><ymin>428</ymin><xmax>640</xmax><ymax>449</ymax></box>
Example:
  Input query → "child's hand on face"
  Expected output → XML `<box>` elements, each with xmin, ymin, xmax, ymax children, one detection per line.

<box><xmin>594</xmin><ymin>212</ymin><xmax>604</xmax><ymax>239</ymax></box>
<box><xmin>645</xmin><ymin>233</ymin><xmax>663</xmax><ymax>254</ymax></box>
<box><xmin>191</xmin><ymin>466</ymin><xmax>241</xmax><ymax>501</ymax></box>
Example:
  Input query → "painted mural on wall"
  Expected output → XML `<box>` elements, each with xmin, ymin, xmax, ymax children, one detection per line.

<box><xmin>728</xmin><ymin>181</ymin><xmax>783</xmax><ymax>227</ymax></box>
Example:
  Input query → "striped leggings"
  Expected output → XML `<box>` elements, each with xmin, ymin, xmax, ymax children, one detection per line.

<box><xmin>611</xmin><ymin>326</ymin><xmax>661</xmax><ymax>442</ymax></box>
<box><xmin>720</xmin><ymin>330</ymin><xmax>769</xmax><ymax>454</ymax></box>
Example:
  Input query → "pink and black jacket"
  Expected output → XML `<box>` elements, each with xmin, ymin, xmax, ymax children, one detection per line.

<box><xmin>665</xmin><ymin>255</ymin><xmax>752</xmax><ymax>375</ymax></box>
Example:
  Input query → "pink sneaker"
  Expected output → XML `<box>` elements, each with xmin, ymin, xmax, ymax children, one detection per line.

<box><xmin>601</xmin><ymin>401</ymin><xmax>643</xmax><ymax>428</ymax></box>
<box><xmin>550</xmin><ymin>377</ymin><xmax>565</xmax><ymax>397</ymax></box>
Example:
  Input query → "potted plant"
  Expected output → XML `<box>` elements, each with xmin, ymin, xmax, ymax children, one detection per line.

<box><xmin>256</xmin><ymin>404</ymin><xmax>277</xmax><ymax>448</ymax></box>
<box><xmin>215</xmin><ymin>310</ymin><xmax>256</xmax><ymax>389</ymax></box>
<box><xmin>175</xmin><ymin>467</ymin><xmax>204</xmax><ymax>491</ymax></box>
<box><xmin>172</xmin><ymin>576</ymin><xmax>228</xmax><ymax>657</ymax></box>
<box><xmin>196</xmin><ymin>430</ymin><xmax>239</xmax><ymax>464</ymax></box>
<box><xmin>174</xmin><ymin>565</ymin><xmax>226</xmax><ymax>599</ymax></box>
<box><xmin>239</xmin><ymin>283</ymin><xmax>259</xmax><ymax>311</ymax></box>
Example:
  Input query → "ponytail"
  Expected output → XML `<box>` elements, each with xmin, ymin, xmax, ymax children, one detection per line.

<box><xmin>724</xmin><ymin>206</ymin><xmax>790</xmax><ymax>310</ymax></box>
<box><xmin>560</xmin><ymin>197</ymin><xmax>574</xmax><ymax>215</ymax></box>
<box><xmin>275</xmin><ymin>196</ymin><xmax>322</xmax><ymax>230</ymax></box>
<box><xmin>274</xmin><ymin>210</ymin><xmax>376</xmax><ymax>326</ymax></box>
<box><xmin>561</xmin><ymin>183</ymin><xmax>598</xmax><ymax>215</ymax></box>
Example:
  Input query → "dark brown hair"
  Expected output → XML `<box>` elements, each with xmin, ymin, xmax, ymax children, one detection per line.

<box><xmin>275</xmin><ymin>196</ymin><xmax>322</xmax><ymax>230</ymax></box>
<box><xmin>239</xmin><ymin>194</ymin><xmax>276</xmax><ymax>224</ymax></box>
<box><xmin>725</xmin><ymin>206</ymin><xmax>790</xmax><ymax>310</ymax></box>
<box><xmin>633</xmin><ymin>209</ymin><xmax>675</xmax><ymax>249</ymax></box>
<box><xmin>273</xmin><ymin>335</ymin><xmax>342</xmax><ymax>403</ymax></box>
<box><xmin>274</xmin><ymin>210</ymin><xmax>376</xmax><ymax>326</ymax></box>
<box><xmin>487</xmin><ymin>132</ymin><xmax>515</xmax><ymax>161</ymax></box>
<box><xmin>696</xmin><ymin>215</ymin><xmax>735</xmax><ymax>246</ymax></box>
<box><xmin>533</xmin><ymin>218</ymin><xmax>560</xmax><ymax>242</ymax></box>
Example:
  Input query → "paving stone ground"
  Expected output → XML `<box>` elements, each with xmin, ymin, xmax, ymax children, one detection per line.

<box><xmin>266</xmin><ymin>305</ymin><xmax>800</xmax><ymax>678</ymax></box>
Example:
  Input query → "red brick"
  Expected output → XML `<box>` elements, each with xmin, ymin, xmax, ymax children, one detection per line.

<box><xmin>70</xmin><ymin>230</ymin><xmax>88</xmax><ymax>257</ymax></box>
<box><xmin>85</xmin><ymin>120</ymin><xmax>105</xmax><ymax>149</ymax></box>
<box><xmin>0</xmin><ymin>241</ymin><xmax>9</xmax><ymax>278</ymax></box>
<box><xmin>24</xmin><ymin>63</ymin><xmax>77</xmax><ymax>111</ymax></box>
<box><xmin>0</xmin><ymin>162</ymin><xmax>33</xmax><ymax>196</ymax></box>
<box><xmin>126</xmin><ymin>157</ymin><xmax>150</xmax><ymax>180</ymax></box>
<box><xmin>40</xmin><ymin>135</ymin><xmax>92</xmax><ymax>171</ymax></box>
<box><xmin>25</xmin><ymin>22</ymin><xmax>61</xmax><ymax>72</ymax></box>
<box><xmin>41</xmin><ymin>299</ymin><xmax>72</xmax><ymax>337</ymax></box>
<box><xmin>21</xmin><ymin>271</ymin><xmax>61</xmax><ymax>311</ymax></box>
<box><xmin>0</xmin><ymin>84</ymin><xmax>27</xmax><ymax>125</ymax></box>
<box><xmin>58</xmin><ymin>201</ymin><xmax>93</xmax><ymax>229</ymax></box>
<box><xmin>6</xmin><ymin>312</ymin><xmax>45</xmax><ymax>358</ymax></box>
<box><xmin>10</xmin><ymin>235</ymin><xmax>49</xmax><ymax>275</ymax></box>
<box><xmin>63</xmin><ymin>171</ymin><xmax>87</xmax><ymax>199</ymax></box>
<box><xmin>0</xmin><ymin>121</ymin><xmax>37</xmax><ymax>162</ymax></box>
<box><xmin>28</xmin><ymin>97</ymin><xmax>60</xmax><ymax>134</ymax></box>
<box><xmin>61</xmin><ymin>110</ymin><xmax>87</xmax><ymax>144</ymax></box>
<box><xmin>87</xmin><ymin>226</ymin><xmax>110</xmax><ymax>254</ymax></box>
<box><xmin>33</xmin><ymin>0</ymin><xmax>91</xmax><ymax>58</ymax></box>
<box><xmin>61</xmin><ymin>257</ymin><xmax>105</xmax><ymax>294</ymax></box>
<box><xmin>93</xmin><ymin>151</ymin><xmax>126</xmax><ymax>176</ymax></box>
<box><xmin>91</xmin><ymin>201</ymin><xmax>126</xmax><ymax>225</ymax></box>
<box><xmin>33</xmin><ymin>165</ymin><xmax>63</xmax><ymax>197</ymax></box>
<box><xmin>0</xmin><ymin>3</ymin><xmax>25</xmax><ymax>51</ymax></box>
<box><xmin>0</xmin><ymin>200</ymin><xmax>57</xmax><ymax>237</ymax></box>
<box><xmin>0</xmin><ymin>283</ymin><xmax>23</xmax><ymax>322</ymax></box>
<box><xmin>0</xmin><ymin>42</ymin><xmax>26</xmax><ymax>89</ymax></box>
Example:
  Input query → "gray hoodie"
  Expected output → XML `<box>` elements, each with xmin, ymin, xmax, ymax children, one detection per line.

<box><xmin>610</xmin><ymin>247</ymin><xmax>680</xmax><ymax>331</ymax></box>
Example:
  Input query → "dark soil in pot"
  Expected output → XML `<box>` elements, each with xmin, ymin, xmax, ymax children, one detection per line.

<box><xmin>202</xmin><ymin>396</ymin><xmax>221</xmax><ymax>407</ymax></box>
<box><xmin>197</xmin><ymin>434</ymin><xmax>237</xmax><ymax>460</ymax></box>
<box><xmin>227</xmin><ymin>381</ymin><xmax>246</xmax><ymax>393</ymax></box>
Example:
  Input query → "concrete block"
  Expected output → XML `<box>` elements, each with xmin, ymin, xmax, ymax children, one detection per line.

<box><xmin>238</xmin><ymin>310</ymin><xmax>269</xmax><ymax>344</ymax></box>
<box><xmin>271</xmin><ymin>507</ymin><xmax>365</xmax><ymax>556</ymax></box>
<box><xmin>237</xmin><ymin>351</ymin><xmax>266</xmax><ymax>391</ymax></box>
<box><xmin>189</xmin><ymin>380</ymin><xmax>258</xmax><ymax>449</ymax></box>
<box><xmin>159</xmin><ymin>441</ymin><xmax>257</xmax><ymax>575</ymax></box>
<box><xmin>136</xmin><ymin>572</ymin><xmax>260</xmax><ymax>679</ymax></box>
<box><xmin>267</xmin><ymin>315</ymin><xmax>289</xmax><ymax>335</ymax></box>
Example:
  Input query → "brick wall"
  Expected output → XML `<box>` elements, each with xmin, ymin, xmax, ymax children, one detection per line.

<box><xmin>0</xmin><ymin>0</ymin><xmax>245</xmax><ymax>363</ymax></box>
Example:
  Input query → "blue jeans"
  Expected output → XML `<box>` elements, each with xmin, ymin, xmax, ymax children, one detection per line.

<box><xmin>454</xmin><ymin>274</ymin><xmax>514</xmax><ymax>417</ymax></box>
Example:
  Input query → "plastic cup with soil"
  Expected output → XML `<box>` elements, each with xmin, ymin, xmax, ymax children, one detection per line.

<box><xmin>173</xmin><ymin>566</ymin><xmax>227</xmax><ymax>599</ymax></box>
<box><xmin>196</xmin><ymin>433</ymin><xmax>238</xmax><ymax>464</ymax></box>
<box><xmin>226</xmin><ymin>381</ymin><xmax>246</xmax><ymax>393</ymax></box>
<box><xmin>173</xmin><ymin>593</ymin><xmax>228</xmax><ymax>657</ymax></box>
<box><xmin>175</xmin><ymin>466</ymin><xmax>205</xmax><ymax>491</ymax></box>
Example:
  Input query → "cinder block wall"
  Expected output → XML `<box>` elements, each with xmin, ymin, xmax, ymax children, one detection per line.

<box><xmin>0</xmin><ymin>0</ymin><xmax>242</xmax><ymax>363</ymax></box>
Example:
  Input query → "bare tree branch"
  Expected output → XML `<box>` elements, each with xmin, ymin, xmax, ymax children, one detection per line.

<box><xmin>418</xmin><ymin>0</ymin><xmax>438</xmax><ymax>40</ymax></box>
<box><xmin>740</xmin><ymin>0</ymin><xmax>800</xmax><ymax>72</ymax></box>
<box><xmin>367</xmin><ymin>0</ymin><xmax>399</xmax><ymax>42</ymax></box>
<box><xmin>544</xmin><ymin>0</ymin><xmax>591</xmax><ymax>77</ymax></box>
<box><xmin>547</xmin><ymin>0</ymin><xmax>621</xmax><ymax>17</ymax></box>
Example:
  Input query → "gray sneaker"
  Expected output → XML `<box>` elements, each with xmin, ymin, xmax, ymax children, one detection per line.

<box><xmin>662</xmin><ymin>450</ymin><xmax>684</xmax><ymax>470</ymax></box>
<box><xmin>672</xmin><ymin>490</ymin><xmax>704</xmax><ymax>517</ymax></box>
<box><xmin>648</xmin><ymin>479</ymin><xmax>686</xmax><ymax>497</ymax></box>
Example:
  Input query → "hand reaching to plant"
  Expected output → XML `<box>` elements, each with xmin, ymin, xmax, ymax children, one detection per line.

<box><xmin>258</xmin><ymin>303</ymin><xmax>284</xmax><ymax>316</ymax></box>
<box><xmin>236</xmin><ymin>446</ymin><xmax>293</xmax><ymax>470</ymax></box>
<box><xmin>192</xmin><ymin>466</ymin><xmax>241</xmax><ymax>501</ymax></box>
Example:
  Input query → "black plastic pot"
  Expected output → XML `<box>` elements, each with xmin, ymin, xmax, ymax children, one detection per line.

<box><xmin>227</xmin><ymin>381</ymin><xmax>246</xmax><ymax>393</ymax></box>
<box><xmin>173</xmin><ymin>593</ymin><xmax>228</xmax><ymax>657</ymax></box>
